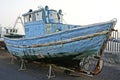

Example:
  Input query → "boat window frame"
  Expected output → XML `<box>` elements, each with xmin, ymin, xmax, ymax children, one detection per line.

<box><xmin>48</xmin><ymin>10</ymin><xmax>59</xmax><ymax>23</ymax></box>
<box><xmin>23</xmin><ymin>10</ymin><xmax>43</xmax><ymax>23</ymax></box>
<box><xmin>35</xmin><ymin>11</ymin><xmax>43</xmax><ymax>21</ymax></box>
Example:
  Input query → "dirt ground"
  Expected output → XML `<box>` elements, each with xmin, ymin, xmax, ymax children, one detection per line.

<box><xmin>0</xmin><ymin>49</ymin><xmax>120</xmax><ymax>80</ymax></box>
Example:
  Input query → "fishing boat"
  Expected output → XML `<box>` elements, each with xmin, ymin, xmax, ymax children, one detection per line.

<box><xmin>4</xmin><ymin>6</ymin><xmax>117</xmax><ymax>76</ymax></box>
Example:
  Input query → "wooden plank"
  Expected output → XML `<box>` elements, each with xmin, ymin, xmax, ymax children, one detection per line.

<box><xmin>7</xmin><ymin>31</ymin><xmax>109</xmax><ymax>48</ymax></box>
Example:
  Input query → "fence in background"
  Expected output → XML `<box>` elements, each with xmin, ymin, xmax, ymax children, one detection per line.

<box><xmin>105</xmin><ymin>30</ymin><xmax>120</xmax><ymax>53</ymax></box>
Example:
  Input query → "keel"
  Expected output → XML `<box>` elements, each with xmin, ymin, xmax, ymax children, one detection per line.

<box><xmin>92</xmin><ymin>59</ymin><xmax>103</xmax><ymax>75</ymax></box>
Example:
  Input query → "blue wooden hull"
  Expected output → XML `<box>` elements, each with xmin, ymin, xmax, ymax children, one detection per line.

<box><xmin>4</xmin><ymin>19</ymin><xmax>116</xmax><ymax>61</ymax></box>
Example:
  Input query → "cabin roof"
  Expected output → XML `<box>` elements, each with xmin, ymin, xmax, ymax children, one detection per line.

<box><xmin>22</xmin><ymin>8</ymin><xmax>57</xmax><ymax>17</ymax></box>
<box><xmin>22</xmin><ymin>9</ymin><xmax>43</xmax><ymax>16</ymax></box>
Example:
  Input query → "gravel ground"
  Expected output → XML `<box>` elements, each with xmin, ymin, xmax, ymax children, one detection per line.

<box><xmin>0</xmin><ymin>49</ymin><xmax>120</xmax><ymax>80</ymax></box>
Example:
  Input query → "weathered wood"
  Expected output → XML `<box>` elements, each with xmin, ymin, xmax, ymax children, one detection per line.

<box><xmin>7</xmin><ymin>31</ymin><xmax>109</xmax><ymax>48</ymax></box>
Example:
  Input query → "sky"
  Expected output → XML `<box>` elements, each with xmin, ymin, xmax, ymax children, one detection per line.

<box><xmin>0</xmin><ymin>0</ymin><xmax>120</xmax><ymax>31</ymax></box>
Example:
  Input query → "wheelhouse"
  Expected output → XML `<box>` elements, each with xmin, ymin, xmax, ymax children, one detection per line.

<box><xmin>22</xmin><ymin>6</ymin><xmax>63</xmax><ymax>24</ymax></box>
<box><xmin>22</xmin><ymin>6</ymin><xmax>80</xmax><ymax>38</ymax></box>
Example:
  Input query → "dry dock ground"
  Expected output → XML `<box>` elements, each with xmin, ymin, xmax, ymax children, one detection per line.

<box><xmin>0</xmin><ymin>49</ymin><xmax>120</xmax><ymax>80</ymax></box>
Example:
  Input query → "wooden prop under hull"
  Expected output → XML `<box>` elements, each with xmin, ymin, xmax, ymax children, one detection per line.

<box><xmin>63</xmin><ymin>57</ymin><xmax>104</xmax><ymax>77</ymax></box>
<box><xmin>44</xmin><ymin>56</ymin><xmax>104</xmax><ymax>77</ymax></box>
<box><xmin>92</xmin><ymin>59</ymin><xmax>103</xmax><ymax>75</ymax></box>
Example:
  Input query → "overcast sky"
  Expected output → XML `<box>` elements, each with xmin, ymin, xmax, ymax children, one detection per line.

<box><xmin>0</xmin><ymin>0</ymin><xmax>120</xmax><ymax>30</ymax></box>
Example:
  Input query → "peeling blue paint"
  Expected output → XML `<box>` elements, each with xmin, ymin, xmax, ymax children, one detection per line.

<box><xmin>4</xmin><ymin>6</ymin><xmax>116</xmax><ymax>61</ymax></box>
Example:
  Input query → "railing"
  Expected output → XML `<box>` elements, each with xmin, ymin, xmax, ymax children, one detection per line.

<box><xmin>105</xmin><ymin>30</ymin><xmax>120</xmax><ymax>53</ymax></box>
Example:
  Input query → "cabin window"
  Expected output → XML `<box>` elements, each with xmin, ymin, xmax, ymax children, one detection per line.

<box><xmin>35</xmin><ymin>12</ymin><xmax>42</xmax><ymax>21</ymax></box>
<box><xmin>24</xmin><ymin>16</ymin><xmax>28</xmax><ymax>23</ymax></box>
<box><xmin>24</xmin><ymin>15</ymin><xmax>32</xmax><ymax>23</ymax></box>
<box><xmin>32</xmin><ymin>13</ymin><xmax>36</xmax><ymax>21</ymax></box>
<box><xmin>53</xmin><ymin>13</ymin><xmax>58</xmax><ymax>21</ymax></box>
<box><xmin>24</xmin><ymin>13</ymin><xmax>37</xmax><ymax>23</ymax></box>
<box><xmin>49</xmin><ymin>11</ymin><xmax>58</xmax><ymax>23</ymax></box>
